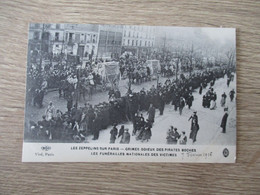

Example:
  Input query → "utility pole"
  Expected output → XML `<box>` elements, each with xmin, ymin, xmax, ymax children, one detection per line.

<box><xmin>39</xmin><ymin>23</ymin><xmax>45</xmax><ymax>72</ymax></box>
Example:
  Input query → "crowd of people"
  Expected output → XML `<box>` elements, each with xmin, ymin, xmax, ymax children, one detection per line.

<box><xmin>25</xmin><ymin>63</ymin><xmax>235</xmax><ymax>144</ymax></box>
<box><xmin>27</xmin><ymin>50</ymin><xmax>178</xmax><ymax>109</ymax></box>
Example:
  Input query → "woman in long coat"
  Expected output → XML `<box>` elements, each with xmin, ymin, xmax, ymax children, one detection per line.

<box><xmin>189</xmin><ymin>112</ymin><xmax>199</xmax><ymax>143</ymax></box>
<box><xmin>189</xmin><ymin>120</ymin><xmax>199</xmax><ymax>143</ymax></box>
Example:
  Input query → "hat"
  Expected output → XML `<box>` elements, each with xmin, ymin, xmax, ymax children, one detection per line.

<box><xmin>193</xmin><ymin>111</ymin><xmax>197</xmax><ymax>114</ymax></box>
<box><xmin>182</xmin><ymin>131</ymin><xmax>185</xmax><ymax>134</ymax></box>
<box><xmin>224</xmin><ymin>107</ymin><xmax>228</xmax><ymax>111</ymax></box>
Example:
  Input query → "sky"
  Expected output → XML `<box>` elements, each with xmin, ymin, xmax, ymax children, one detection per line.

<box><xmin>201</xmin><ymin>27</ymin><xmax>236</xmax><ymax>45</ymax></box>
<box><xmin>154</xmin><ymin>26</ymin><xmax>236</xmax><ymax>54</ymax></box>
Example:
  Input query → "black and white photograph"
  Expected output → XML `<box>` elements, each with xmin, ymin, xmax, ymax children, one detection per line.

<box><xmin>22</xmin><ymin>23</ymin><xmax>236</xmax><ymax>162</ymax></box>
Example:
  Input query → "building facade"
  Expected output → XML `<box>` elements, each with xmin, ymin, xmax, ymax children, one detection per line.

<box><xmin>28</xmin><ymin>23</ymin><xmax>65</xmax><ymax>55</ymax></box>
<box><xmin>64</xmin><ymin>24</ymin><xmax>99</xmax><ymax>61</ymax></box>
<box><xmin>122</xmin><ymin>25</ymin><xmax>155</xmax><ymax>57</ymax></box>
<box><xmin>97</xmin><ymin>25</ymin><xmax>123</xmax><ymax>59</ymax></box>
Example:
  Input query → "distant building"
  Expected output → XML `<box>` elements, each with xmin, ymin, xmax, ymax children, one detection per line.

<box><xmin>97</xmin><ymin>25</ymin><xmax>123</xmax><ymax>59</ymax></box>
<box><xmin>64</xmin><ymin>24</ymin><xmax>99</xmax><ymax>61</ymax></box>
<box><xmin>122</xmin><ymin>25</ymin><xmax>155</xmax><ymax>57</ymax></box>
<box><xmin>49</xmin><ymin>24</ymin><xmax>65</xmax><ymax>55</ymax></box>
<box><xmin>28</xmin><ymin>23</ymin><xmax>65</xmax><ymax>55</ymax></box>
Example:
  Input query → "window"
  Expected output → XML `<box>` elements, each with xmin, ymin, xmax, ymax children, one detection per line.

<box><xmin>33</xmin><ymin>31</ymin><xmax>40</xmax><ymax>40</ymax></box>
<box><xmin>132</xmin><ymin>40</ymin><xmax>134</xmax><ymax>46</ymax></box>
<box><xmin>75</xmin><ymin>34</ymin><xmax>80</xmax><ymax>43</ymax></box>
<box><xmin>136</xmin><ymin>40</ymin><xmax>138</xmax><ymax>46</ymax></box>
<box><xmin>80</xmin><ymin>34</ymin><xmax>85</xmax><ymax>43</ymax></box>
<box><xmin>128</xmin><ymin>39</ymin><xmax>130</xmax><ymax>45</ymax></box>
<box><xmin>69</xmin><ymin>33</ymin><xmax>73</xmax><ymax>42</ymax></box>
<box><xmin>42</xmin><ymin>32</ymin><xmax>49</xmax><ymax>40</ymax></box>
<box><xmin>140</xmin><ymin>40</ymin><xmax>142</xmax><ymax>46</ymax></box>
<box><xmin>55</xmin><ymin>32</ymin><xmax>59</xmax><ymax>41</ymax></box>
<box><xmin>34</xmin><ymin>23</ymin><xmax>40</xmax><ymax>28</ymax></box>
<box><xmin>128</xmin><ymin>31</ymin><xmax>130</xmax><ymax>37</ymax></box>
<box><xmin>145</xmin><ymin>41</ymin><xmax>147</xmax><ymax>46</ymax></box>
<box><xmin>56</xmin><ymin>24</ymin><xmax>60</xmax><ymax>29</ymax></box>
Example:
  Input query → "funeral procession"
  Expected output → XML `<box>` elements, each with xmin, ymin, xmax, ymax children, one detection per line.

<box><xmin>24</xmin><ymin>24</ymin><xmax>236</xmax><ymax>146</ymax></box>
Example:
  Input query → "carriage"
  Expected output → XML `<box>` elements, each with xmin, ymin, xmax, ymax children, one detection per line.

<box><xmin>145</xmin><ymin>60</ymin><xmax>161</xmax><ymax>80</ymax></box>
<box><xmin>93</xmin><ymin>61</ymin><xmax>121</xmax><ymax>91</ymax></box>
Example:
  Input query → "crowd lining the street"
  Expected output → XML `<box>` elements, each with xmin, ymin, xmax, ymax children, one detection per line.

<box><xmin>25</xmin><ymin>63</ymin><xmax>235</xmax><ymax>144</ymax></box>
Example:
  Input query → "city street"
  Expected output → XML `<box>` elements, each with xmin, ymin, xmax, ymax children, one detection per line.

<box><xmin>85</xmin><ymin>74</ymin><xmax>236</xmax><ymax>145</ymax></box>
<box><xmin>26</xmin><ymin>75</ymin><xmax>167</xmax><ymax>122</ymax></box>
<box><xmin>25</xmin><ymin>73</ymin><xmax>236</xmax><ymax>146</ymax></box>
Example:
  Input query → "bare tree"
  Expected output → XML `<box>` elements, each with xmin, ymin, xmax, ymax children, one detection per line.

<box><xmin>173</xmin><ymin>47</ymin><xmax>185</xmax><ymax>81</ymax></box>
<box><xmin>186</xmin><ymin>44</ymin><xmax>194</xmax><ymax>77</ymax></box>
<box><xmin>226</xmin><ymin>48</ymin><xmax>235</xmax><ymax>67</ymax></box>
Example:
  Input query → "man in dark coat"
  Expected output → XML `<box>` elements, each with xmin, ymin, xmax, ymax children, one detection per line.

<box><xmin>87</xmin><ymin>105</ymin><xmax>96</xmax><ymax>133</ymax></box>
<box><xmin>221</xmin><ymin>108</ymin><xmax>229</xmax><ymax>133</ymax></box>
<box><xmin>186</xmin><ymin>93</ymin><xmax>194</xmax><ymax>109</ymax></box>
<box><xmin>199</xmin><ymin>83</ymin><xmax>203</xmax><ymax>95</ymax></box>
<box><xmin>118</xmin><ymin>125</ymin><xmax>125</xmax><ymax>138</ymax></box>
<box><xmin>158</xmin><ymin>92</ymin><xmax>165</xmax><ymax>115</ymax></box>
<box><xmin>229</xmin><ymin>89</ymin><xmax>235</xmax><ymax>102</ymax></box>
<box><xmin>179</xmin><ymin>97</ymin><xmax>185</xmax><ymax>115</ymax></box>
<box><xmin>147</xmin><ymin>104</ymin><xmax>155</xmax><ymax>124</ymax></box>
<box><xmin>67</xmin><ymin>95</ymin><xmax>73</xmax><ymax>112</ymax></box>
<box><xmin>92</xmin><ymin>114</ymin><xmax>100</xmax><ymax>140</ymax></box>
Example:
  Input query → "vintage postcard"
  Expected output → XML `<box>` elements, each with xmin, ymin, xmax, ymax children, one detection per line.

<box><xmin>22</xmin><ymin>24</ymin><xmax>236</xmax><ymax>162</ymax></box>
